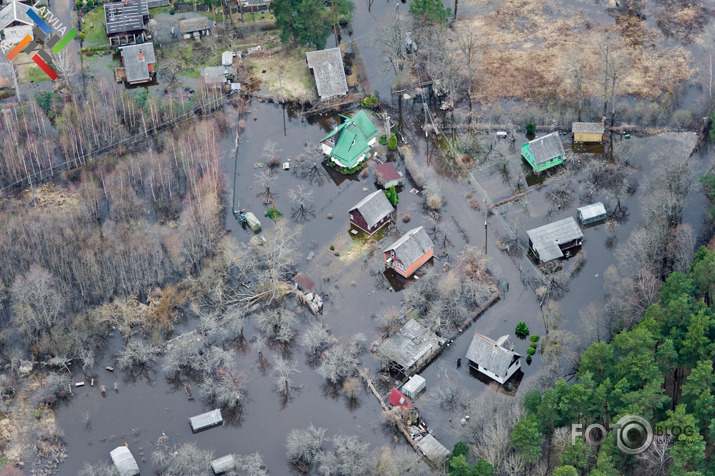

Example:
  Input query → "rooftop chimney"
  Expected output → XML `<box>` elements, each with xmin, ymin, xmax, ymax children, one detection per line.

<box><xmin>138</xmin><ymin>50</ymin><xmax>144</xmax><ymax>61</ymax></box>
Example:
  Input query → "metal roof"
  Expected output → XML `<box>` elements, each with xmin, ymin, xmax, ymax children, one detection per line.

<box><xmin>293</xmin><ymin>272</ymin><xmax>316</xmax><ymax>293</ymax></box>
<box><xmin>572</xmin><ymin>122</ymin><xmax>605</xmax><ymax>134</ymax></box>
<box><xmin>388</xmin><ymin>387</ymin><xmax>411</xmax><ymax>407</ymax></box>
<box><xmin>527</xmin><ymin>217</ymin><xmax>583</xmax><ymax>262</ymax></box>
<box><xmin>179</xmin><ymin>16</ymin><xmax>210</xmax><ymax>34</ymax></box>
<box><xmin>222</xmin><ymin>51</ymin><xmax>234</xmax><ymax>66</ymax></box>
<box><xmin>305</xmin><ymin>47</ymin><xmax>348</xmax><ymax>99</ymax></box>
<box><xmin>524</xmin><ymin>131</ymin><xmax>565</xmax><ymax>165</ymax></box>
<box><xmin>374</xmin><ymin>162</ymin><xmax>401</xmax><ymax>183</ymax></box>
<box><xmin>0</xmin><ymin>2</ymin><xmax>35</xmax><ymax>30</ymax></box>
<box><xmin>120</xmin><ymin>43</ymin><xmax>155</xmax><ymax>83</ymax></box>
<box><xmin>104</xmin><ymin>0</ymin><xmax>148</xmax><ymax>35</ymax></box>
<box><xmin>466</xmin><ymin>333</ymin><xmax>521</xmax><ymax>379</ymax></box>
<box><xmin>351</xmin><ymin>190</ymin><xmax>393</xmax><ymax>229</ymax></box>
<box><xmin>401</xmin><ymin>374</ymin><xmax>425</xmax><ymax>396</ymax></box>
<box><xmin>577</xmin><ymin>202</ymin><xmax>606</xmax><ymax>221</ymax></box>
<box><xmin>417</xmin><ymin>434</ymin><xmax>451</xmax><ymax>463</ymax></box>
<box><xmin>201</xmin><ymin>66</ymin><xmax>226</xmax><ymax>84</ymax></box>
<box><xmin>323</xmin><ymin>110</ymin><xmax>379</xmax><ymax>168</ymax></box>
<box><xmin>211</xmin><ymin>454</ymin><xmax>236</xmax><ymax>475</ymax></box>
<box><xmin>110</xmin><ymin>446</ymin><xmax>140</xmax><ymax>476</ymax></box>
<box><xmin>383</xmin><ymin>226</ymin><xmax>433</xmax><ymax>268</ymax></box>
<box><xmin>189</xmin><ymin>409</ymin><xmax>223</xmax><ymax>432</ymax></box>
<box><xmin>380</xmin><ymin>319</ymin><xmax>441</xmax><ymax>371</ymax></box>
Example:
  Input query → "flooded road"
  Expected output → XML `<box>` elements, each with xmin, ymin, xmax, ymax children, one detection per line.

<box><xmin>54</xmin><ymin>1</ymin><xmax>714</xmax><ymax>473</ymax></box>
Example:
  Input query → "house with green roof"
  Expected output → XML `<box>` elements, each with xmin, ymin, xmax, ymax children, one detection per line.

<box><xmin>320</xmin><ymin>110</ymin><xmax>379</xmax><ymax>171</ymax></box>
<box><xmin>521</xmin><ymin>132</ymin><xmax>566</xmax><ymax>173</ymax></box>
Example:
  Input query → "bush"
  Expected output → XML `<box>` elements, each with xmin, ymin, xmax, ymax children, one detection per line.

<box><xmin>672</xmin><ymin>109</ymin><xmax>693</xmax><ymax>129</ymax></box>
<box><xmin>329</xmin><ymin>244</ymin><xmax>335</xmax><ymax>251</ymax></box>
<box><xmin>383</xmin><ymin>185</ymin><xmax>398</xmax><ymax>206</ymax></box>
<box><xmin>515</xmin><ymin>321</ymin><xmax>530</xmax><ymax>336</ymax></box>
<box><xmin>362</xmin><ymin>94</ymin><xmax>377</xmax><ymax>109</ymax></box>
<box><xmin>526</xmin><ymin>354</ymin><xmax>532</xmax><ymax>363</ymax></box>
<box><xmin>529</xmin><ymin>342</ymin><xmax>537</xmax><ymax>349</ymax></box>
<box><xmin>525</xmin><ymin>123</ymin><xmax>536</xmax><ymax>134</ymax></box>
<box><xmin>530</xmin><ymin>335</ymin><xmax>539</xmax><ymax>342</ymax></box>
<box><xmin>387</xmin><ymin>133</ymin><xmax>398</xmax><ymax>151</ymax></box>
<box><xmin>264</xmin><ymin>208</ymin><xmax>283</xmax><ymax>221</ymax></box>
<box><xmin>527</xmin><ymin>347</ymin><xmax>536</xmax><ymax>356</ymax></box>
<box><xmin>379</xmin><ymin>134</ymin><xmax>388</xmax><ymax>145</ymax></box>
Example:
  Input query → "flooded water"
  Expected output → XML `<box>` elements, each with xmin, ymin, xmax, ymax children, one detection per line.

<box><xmin>54</xmin><ymin>0</ymin><xmax>715</xmax><ymax>473</ymax></box>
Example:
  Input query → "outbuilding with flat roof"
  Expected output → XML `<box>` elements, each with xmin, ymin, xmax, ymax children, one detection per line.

<box><xmin>527</xmin><ymin>217</ymin><xmax>583</xmax><ymax>262</ymax></box>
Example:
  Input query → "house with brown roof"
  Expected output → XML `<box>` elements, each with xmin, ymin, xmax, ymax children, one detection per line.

<box><xmin>374</xmin><ymin>162</ymin><xmax>402</xmax><ymax>189</ymax></box>
<box><xmin>348</xmin><ymin>190</ymin><xmax>394</xmax><ymax>235</ymax></box>
<box><xmin>383</xmin><ymin>226</ymin><xmax>433</xmax><ymax>278</ymax></box>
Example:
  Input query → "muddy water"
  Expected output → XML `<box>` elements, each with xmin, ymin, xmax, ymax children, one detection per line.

<box><xmin>55</xmin><ymin>2</ymin><xmax>714</xmax><ymax>473</ymax></box>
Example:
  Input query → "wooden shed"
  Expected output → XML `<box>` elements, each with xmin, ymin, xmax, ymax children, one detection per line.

<box><xmin>110</xmin><ymin>446</ymin><xmax>140</xmax><ymax>476</ymax></box>
<box><xmin>211</xmin><ymin>454</ymin><xmax>236</xmax><ymax>475</ymax></box>
<box><xmin>577</xmin><ymin>202</ymin><xmax>607</xmax><ymax>225</ymax></box>
<box><xmin>572</xmin><ymin>122</ymin><xmax>605</xmax><ymax>143</ymax></box>
<box><xmin>416</xmin><ymin>434</ymin><xmax>451</xmax><ymax>464</ymax></box>
<box><xmin>189</xmin><ymin>409</ymin><xmax>223</xmax><ymax>433</ymax></box>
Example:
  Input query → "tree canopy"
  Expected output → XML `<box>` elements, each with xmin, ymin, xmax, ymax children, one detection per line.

<box><xmin>409</xmin><ymin>0</ymin><xmax>451</xmax><ymax>25</ymax></box>
<box><xmin>273</xmin><ymin>0</ymin><xmax>354</xmax><ymax>48</ymax></box>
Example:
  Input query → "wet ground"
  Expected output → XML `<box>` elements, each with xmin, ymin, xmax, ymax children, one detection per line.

<box><xmin>53</xmin><ymin>0</ymin><xmax>715</xmax><ymax>473</ymax></box>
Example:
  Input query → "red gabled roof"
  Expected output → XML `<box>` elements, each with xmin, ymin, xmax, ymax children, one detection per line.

<box><xmin>374</xmin><ymin>162</ymin><xmax>401</xmax><ymax>183</ymax></box>
<box><xmin>388</xmin><ymin>387</ymin><xmax>411</xmax><ymax>407</ymax></box>
<box><xmin>293</xmin><ymin>272</ymin><xmax>316</xmax><ymax>293</ymax></box>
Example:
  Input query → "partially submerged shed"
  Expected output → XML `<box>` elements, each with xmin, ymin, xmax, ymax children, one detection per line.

<box><xmin>577</xmin><ymin>202</ymin><xmax>607</xmax><ymax>225</ymax></box>
<box><xmin>110</xmin><ymin>446</ymin><xmax>140</xmax><ymax>476</ymax></box>
<box><xmin>211</xmin><ymin>454</ymin><xmax>236</xmax><ymax>475</ymax></box>
<box><xmin>189</xmin><ymin>409</ymin><xmax>223</xmax><ymax>433</ymax></box>
<box><xmin>293</xmin><ymin>272</ymin><xmax>316</xmax><ymax>293</ymax></box>
<box><xmin>572</xmin><ymin>122</ymin><xmax>605</xmax><ymax>143</ymax></box>
<box><xmin>244</xmin><ymin>212</ymin><xmax>261</xmax><ymax>231</ymax></box>
<box><xmin>305</xmin><ymin>47</ymin><xmax>348</xmax><ymax>99</ymax></box>
<box><xmin>416</xmin><ymin>434</ymin><xmax>451</xmax><ymax>464</ymax></box>
<box><xmin>379</xmin><ymin>319</ymin><xmax>443</xmax><ymax>373</ymax></box>
<box><xmin>374</xmin><ymin>162</ymin><xmax>403</xmax><ymax>189</ymax></box>
<box><xmin>527</xmin><ymin>217</ymin><xmax>583</xmax><ymax>262</ymax></box>
<box><xmin>401</xmin><ymin>374</ymin><xmax>426</xmax><ymax>399</ymax></box>
<box><xmin>383</xmin><ymin>226</ymin><xmax>434</xmax><ymax>278</ymax></box>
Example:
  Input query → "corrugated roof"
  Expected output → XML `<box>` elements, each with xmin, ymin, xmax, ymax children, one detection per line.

<box><xmin>293</xmin><ymin>272</ymin><xmax>316</xmax><ymax>293</ymax></box>
<box><xmin>401</xmin><ymin>374</ymin><xmax>425</xmax><ymax>395</ymax></box>
<box><xmin>120</xmin><ymin>42</ymin><xmax>155</xmax><ymax>83</ymax></box>
<box><xmin>380</xmin><ymin>319</ymin><xmax>441</xmax><ymax>371</ymax></box>
<box><xmin>179</xmin><ymin>16</ymin><xmax>210</xmax><ymax>34</ymax></box>
<box><xmin>577</xmin><ymin>202</ymin><xmax>606</xmax><ymax>221</ymax></box>
<box><xmin>388</xmin><ymin>387</ymin><xmax>411</xmax><ymax>407</ymax></box>
<box><xmin>110</xmin><ymin>446</ymin><xmax>140</xmax><ymax>476</ymax></box>
<box><xmin>104</xmin><ymin>0</ymin><xmax>148</xmax><ymax>35</ymax></box>
<box><xmin>351</xmin><ymin>190</ymin><xmax>393</xmax><ymax>229</ymax></box>
<box><xmin>527</xmin><ymin>217</ymin><xmax>583</xmax><ymax>262</ymax></box>
<box><xmin>0</xmin><ymin>2</ymin><xmax>35</xmax><ymax>30</ymax></box>
<box><xmin>374</xmin><ymin>162</ymin><xmax>401</xmax><ymax>183</ymax></box>
<box><xmin>417</xmin><ymin>434</ymin><xmax>451</xmax><ymax>463</ymax></box>
<box><xmin>189</xmin><ymin>409</ymin><xmax>223</xmax><ymax>432</ymax></box>
<box><xmin>525</xmin><ymin>132</ymin><xmax>565</xmax><ymax>165</ymax></box>
<box><xmin>383</xmin><ymin>226</ymin><xmax>433</xmax><ymax>268</ymax></box>
<box><xmin>572</xmin><ymin>122</ymin><xmax>605</xmax><ymax>134</ymax></box>
<box><xmin>466</xmin><ymin>333</ymin><xmax>521</xmax><ymax>379</ymax></box>
<box><xmin>211</xmin><ymin>454</ymin><xmax>236</xmax><ymax>474</ymax></box>
<box><xmin>306</xmin><ymin>47</ymin><xmax>348</xmax><ymax>99</ymax></box>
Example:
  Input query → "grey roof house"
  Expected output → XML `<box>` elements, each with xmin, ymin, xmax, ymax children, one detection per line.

<box><xmin>383</xmin><ymin>226</ymin><xmax>434</xmax><ymax>277</ymax></box>
<box><xmin>378</xmin><ymin>319</ymin><xmax>443</xmax><ymax>373</ymax></box>
<box><xmin>348</xmin><ymin>190</ymin><xmax>394</xmax><ymax>235</ymax></box>
<box><xmin>306</xmin><ymin>48</ymin><xmax>349</xmax><ymax>99</ymax></box>
<box><xmin>466</xmin><ymin>333</ymin><xmax>521</xmax><ymax>384</ymax></box>
<box><xmin>0</xmin><ymin>1</ymin><xmax>38</xmax><ymax>44</ymax></box>
<box><xmin>180</xmin><ymin>16</ymin><xmax>211</xmax><ymax>39</ymax></box>
<box><xmin>527</xmin><ymin>217</ymin><xmax>583</xmax><ymax>262</ymax></box>
<box><xmin>104</xmin><ymin>0</ymin><xmax>149</xmax><ymax>47</ymax></box>
<box><xmin>110</xmin><ymin>446</ymin><xmax>140</xmax><ymax>476</ymax></box>
<box><xmin>118</xmin><ymin>43</ymin><xmax>155</xmax><ymax>84</ymax></box>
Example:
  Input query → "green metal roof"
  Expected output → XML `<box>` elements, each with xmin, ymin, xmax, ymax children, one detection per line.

<box><xmin>322</xmin><ymin>110</ymin><xmax>379</xmax><ymax>168</ymax></box>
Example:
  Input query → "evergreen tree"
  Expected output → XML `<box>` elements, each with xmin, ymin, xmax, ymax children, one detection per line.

<box><xmin>511</xmin><ymin>414</ymin><xmax>544</xmax><ymax>464</ymax></box>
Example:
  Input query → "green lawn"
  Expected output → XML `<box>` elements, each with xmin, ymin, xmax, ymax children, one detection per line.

<box><xmin>82</xmin><ymin>7</ymin><xmax>109</xmax><ymax>46</ymax></box>
<box><xmin>27</xmin><ymin>66</ymin><xmax>51</xmax><ymax>83</ymax></box>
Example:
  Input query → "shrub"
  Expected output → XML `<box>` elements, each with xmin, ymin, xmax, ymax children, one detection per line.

<box><xmin>35</xmin><ymin>408</ymin><xmax>41</xmax><ymax>419</ymax></box>
<box><xmin>530</xmin><ymin>335</ymin><xmax>539</xmax><ymax>342</ymax></box>
<box><xmin>362</xmin><ymin>94</ymin><xmax>377</xmax><ymax>109</ymax></box>
<box><xmin>379</xmin><ymin>134</ymin><xmax>388</xmax><ymax>145</ymax></box>
<box><xmin>526</xmin><ymin>355</ymin><xmax>532</xmax><ymax>363</ymax></box>
<box><xmin>264</xmin><ymin>208</ymin><xmax>283</xmax><ymax>221</ymax></box>
<box><xmin>527</xmin><ymin>347</ymin><xmax>536</xmax><ymax>356</ymax></box>
<box><xmin>387</xmin><ymin>133</ymin><xmax>397</xmax><ymax>151</ymax></box>
<box><xmin>329</xmin><ymin>244</ymin><xmax>335</xmax><ymax>251</ymax></box>
<box><xmin>672</xmin><ymin>109</ymin><xmax>693</xmax><ymax>129</ymax></box>
<box><xmin>529</xmin><ymin>342</ymin><xmax>537</xmax><ymax>349</ymax></box>
<box><xmin>515</xmin><ymin>321</ymin><xmax>529</xmax><ymax>336</ymax></box>
<box><xmin>383</xmin><ymin>185</ymin><xmax>398</xmax><ymax>206</ymax></box>
<box><xmin>525</xmin><ymin>123</ymin><xmax>536</xmax><ymax>134</ymax></box>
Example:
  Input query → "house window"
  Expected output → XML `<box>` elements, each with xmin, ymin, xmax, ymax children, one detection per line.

<box><xmin>391</xmin><ymin>250</ymin><xmax>394</xmax><ymax>256</ymax></box>
<box><xmin>349</xmin><ymin>214</ymin><xmax>353</xmax><ymax>220</ymax></box>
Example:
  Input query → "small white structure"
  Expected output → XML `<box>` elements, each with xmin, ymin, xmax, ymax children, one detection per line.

<box><xmin>577</xmin><ymin>202</ymin><xmax>607</xmax><ymax>225</ymax></box>
<box><xmin>211</xmin><ymin>454</ymin><xmax>236</xmax><ymax>475</ymax></box>
<box><xmin>222</xmin><ymin>51</ymin><xmax>235</xmax><ymax>66</ymax></box>
<box><xmin>401</xmin><ymin>374</ymin><xmax>426</xmax><ymax>399</ymax></box>
<box><xmin>110</xmin><ymin>446</ymin><xmax>140</xmax><ymax>476</ymax></box>
<box><xmin>189</xmin><ymin>409</ymin><xmax>223</xmax><ymax>433</ymax></box>
<box><xmin>466</xmin><ymin>334</ymin><xmax>521</xmax><ymax>384</ymax></box>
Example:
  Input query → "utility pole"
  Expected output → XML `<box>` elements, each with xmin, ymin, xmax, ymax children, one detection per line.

<box><xmin>483</xmin><ymin>196</ymin><xmax>487</xmax><ymax>254</ymax></box>
<box><xmin>277</xmin><ymin>67</ymin><xmax>284</xmax><ymax>102</ymax></box>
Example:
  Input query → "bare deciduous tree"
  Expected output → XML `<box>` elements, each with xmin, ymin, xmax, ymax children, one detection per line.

<box><xmin>286</xmin><ymin>424</ymin><xmax>326</xmax><ymax>471</ymax></box>
<box><xmin>289</xmin><ymin>185</ymin><xmax>315</xmax><ymax>223</ymax></box>
<box><xmin>200</xmin><ymin>367</ymin><xmax>246</xmax><ymax>411</ymax></box>
<box><xmin>152</xmin><ymin>442</ymin><xmax>213</xmax><ymax>476</ymax></box>
<box><xmin>11</xmin><ymin>265</ymin><xmax>65</xmax><ymax>341</ymax></box>
<box><xmin>317</xmin><ymin>337</ymin><xmax>365</xmax><ymax>384</ymax></box>
<box><xmin>295</xmin><ymin>149</ymin><xmax>328</xmax><ymax>185</ymax></box>
<box><xmin>636</xmin><ymin>434</ymin><xmax>673</xmax><ymax>476</ymax></box>
<box><xmin>273</xmin><ymin>357</ymin><xmax>300</xmax><ymax>396</ymax></box>
<box><xmin>118</xmin><ymin>338</ymin><xmax>160</xmax><ymax>370</ymax></box>
<box><xmin>301</xmin><ymin>322</ymin><xmax>332</xmax><ymax>357</ymax></box>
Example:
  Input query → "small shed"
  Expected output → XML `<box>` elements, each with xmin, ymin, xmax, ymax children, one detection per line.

<box><xmin>401</xmin><ymin>374</ymin><xmax>426</xmax><ymax>399</ymax></box>
<box><xmin>572</xmin><ymin>122</ymin><xmax>605</xmax><ymax>143</ymax></box>
<box><xmin>179</xmin><ymin>16</ymin><xmax>211</xmax><ymax>39</ymax></box>
<box><xmin>577</xmin><ymin>202</ymin><xmax>607</xmax><ymax>225</ymax></box>
<box><xmin>222</xmin><ymin>51</ymin><xmax>235</xmax><ymax>66</ymax></box>
<box><xmin>305</xmin><ymin>47</ymin><xmax>348</xmax><ymax>99</ymax></box>
<box><xmin>521</xmin><ymin>132</ymin><xmax>566</xmax><ymax>173</ymax></box>
<box><xmin>244</xmin><ymin>212</ymin><xmax>261</xmax><ymax>231</ymax></box>
<box><xmin>378</xmin><ymin>319</ymin><xmax>443</xmax><ymax>373</ymax></box>
<box><xmin>416</xmin><ymin>434</ymin><xmax>451</xmax><ymax>464</ymax></box>
<box><xmin>388</xmin><ymin>387</ymin><xmax>411</xmax><ymax>407</ymax></box>
<box><xmin>110</xmin><ymin>446</ymin><xmax>140</xmax><ymax>476</ymax></box>
<box><xmin>527</xmin><ymin>217</ymin><xmax>583</xmax><ymax>262</ymax></box>
<box><xmin>211</xmin><ymin>454</ymin><xmax>236</xmax><ymax>475</ymax></box>
<box><xmin>189</xmin><ymin>409</ymin><xmax>223</xmax><ymax>433</ymax></box>
<box><xmin>293</xmin><ymin>272</ymin><xmax>316</xmax><ymax>293</ymax></box>
<box><xmin>374</xmin><ymin>162</ymin><xmax>403</xmax><ymax>189</ymax></box>
<box><xmin>201</xmin><ymin>66</ymin><xmax>227</xmax><ymax>87</ymax></box>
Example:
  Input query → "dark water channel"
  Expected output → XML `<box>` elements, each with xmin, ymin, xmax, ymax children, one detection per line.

<box><xmin>54</xmin><ymin>1</ymin><xmax>714</xmax><ymax>473</ymax></box>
